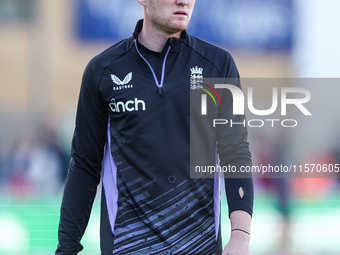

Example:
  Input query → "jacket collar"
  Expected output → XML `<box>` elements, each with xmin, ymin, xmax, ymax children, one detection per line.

<box><xmin>132</xmin><ymin>19</ymin><xmax>187</xmax><ymax>54</ymax></box>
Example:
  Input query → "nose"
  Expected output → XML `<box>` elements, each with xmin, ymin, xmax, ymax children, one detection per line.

<box><xmin>176</xmin><ymin>0</ymin><xmax>188</xmax><ymax>5</ymax></box>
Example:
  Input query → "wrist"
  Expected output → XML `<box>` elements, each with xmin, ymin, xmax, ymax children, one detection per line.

<box><xmin>231</xmin><ymin>228</ymin><xmax>250</xmax><ymax>236</ymax></box>
<box><xmin>230</xmin><ymin>229</ymin><xmax>251</xmax><ymax>243</ymax></box>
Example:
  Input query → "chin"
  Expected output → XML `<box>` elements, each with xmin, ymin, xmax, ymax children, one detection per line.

<box><xmin>168</xmin><ymin>21</ymin><xmax>188</xmax><ymax>32</ymax></box>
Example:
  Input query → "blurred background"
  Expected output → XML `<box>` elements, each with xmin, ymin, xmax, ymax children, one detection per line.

<box><xmin>1</xmin><ymin>0</ymin><xmax>340</xmax><ymax>254</ymax></box>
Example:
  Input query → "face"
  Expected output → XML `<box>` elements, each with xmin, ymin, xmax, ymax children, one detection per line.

<box><xmin>138</xmin><ymin>0</ymin><xmax>195</xmax><ymax>34</ymax></box>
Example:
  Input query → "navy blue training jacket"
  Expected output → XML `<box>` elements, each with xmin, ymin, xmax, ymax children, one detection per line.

<box><xmin>56</xmin><ymin>20</ymin><xmax>253</xmax><ymax>255</ymax></box>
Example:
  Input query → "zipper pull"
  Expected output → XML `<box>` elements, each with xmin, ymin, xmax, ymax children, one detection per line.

<box><xmin>158</xmin><ymin>86</ymin><xmax>163</xmax><ymax>95</ymax></box>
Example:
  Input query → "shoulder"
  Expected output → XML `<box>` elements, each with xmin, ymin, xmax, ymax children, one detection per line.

<box><xmin>84</xmin><ymin>37</ymin><xmax>134</xmax><ymax>83</ymax></box>
<box><xmin>88</xmin><ymin>37</ymin><xmax>134</xmax><ymax>70</ymax></box>
<box><xmin>186</xmin><ymin>34</ymin><xmax>239</xmax><ymax>78</ymax></box>
<box><xmin>81</xmin><ymin>37</ymin><xmax>135</xmax><ymax>87</ymax></box>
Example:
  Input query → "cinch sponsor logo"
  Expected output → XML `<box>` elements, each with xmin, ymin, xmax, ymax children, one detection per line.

<box><xmin>109</xmin><ymin>98</ymin><xmax>146</xmax><ymax>113</ymax></box>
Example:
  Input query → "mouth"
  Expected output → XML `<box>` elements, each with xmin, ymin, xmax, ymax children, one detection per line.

<box><xmin>173</xmin><ymin>11</ymin><xmax>188</xmax><ymax>16</ymax></box>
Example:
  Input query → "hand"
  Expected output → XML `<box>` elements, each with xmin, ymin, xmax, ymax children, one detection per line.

<box><xmin>221</xmin><ymin>230</ymin><xmax>251</xmax><ymax>255</ymax></box>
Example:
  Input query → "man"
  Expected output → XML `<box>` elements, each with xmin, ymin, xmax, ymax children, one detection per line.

<box><xmin>56</xmin><ymin>0</ymin><xmax>254</xmax><ymax>254</ymax></box>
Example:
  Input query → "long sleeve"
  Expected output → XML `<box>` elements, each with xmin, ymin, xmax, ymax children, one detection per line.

<box><xmin>56</xmin><ymin>60</ymin><xmax>108</xmax><ymax>254</ymax></box>
<box><xmin>217</xmin><ymin>55</ymin><xmax>254</xmax><ymax>217</ymax></box>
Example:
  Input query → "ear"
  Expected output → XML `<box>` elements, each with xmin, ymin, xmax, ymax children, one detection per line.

<box><xmin>136</xmin><ymin>0</ymin><xmax>146</xmax><ymax>6</ymax></box>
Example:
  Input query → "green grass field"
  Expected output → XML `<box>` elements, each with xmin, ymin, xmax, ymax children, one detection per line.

<box><xmin>0</xmin><ymin>191</ymin><xmax>340</xmax><ymax>255</ymax></box>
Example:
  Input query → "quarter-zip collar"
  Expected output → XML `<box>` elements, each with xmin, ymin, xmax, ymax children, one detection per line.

<box><xmin>132</xmin><ymin>19</ymin><xmax>187</xmax><ymax>55</ymax></box>
<box><xmin>134</xmin><ymin>39</ymin><xmax>170</xmax><ymax>94</ymax></box>
<box><xmin>132</xmin><ymin>19</ymin><xmax>187</xmax><ymax>94</ymax></box>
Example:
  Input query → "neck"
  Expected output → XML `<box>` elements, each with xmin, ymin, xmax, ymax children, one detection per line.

<box><xmin>138</xmin><ymin>19</ymin><xmax>182</xmax><ymax>52</ymax></box>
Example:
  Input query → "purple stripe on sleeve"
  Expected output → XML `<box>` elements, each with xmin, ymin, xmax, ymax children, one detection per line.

<box><xmin>214</xmin><ymin>148</ymin><xmax>221</xmax><ymax>240</ymax></box>
<box><xmin>102</xmin><ymin>117</ymin><xmax>119</xmax><ymax>234</ymax></box>
<box><xmin>214</xmin><ymin>175</ymin><xmax>221</xmax><ymax>240</ymax></box>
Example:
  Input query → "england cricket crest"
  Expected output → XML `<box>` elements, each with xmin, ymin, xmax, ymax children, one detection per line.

<box><xmin>190</xmin><ymin>66</ymin><xmax>203</xmax><ymax>90</ymax></box>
